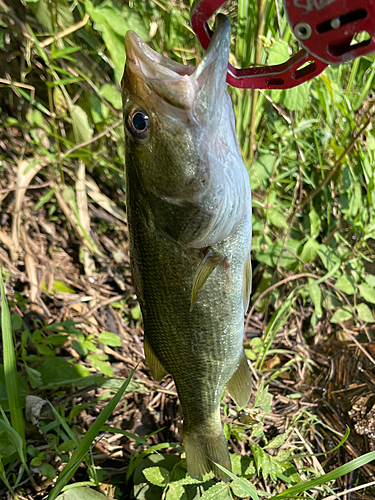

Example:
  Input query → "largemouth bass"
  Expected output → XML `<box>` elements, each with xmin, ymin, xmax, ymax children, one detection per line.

<box><xmin>122</xmin><ymin>14</ymin><xmax>252</xmax><ymax>481</ymax></box>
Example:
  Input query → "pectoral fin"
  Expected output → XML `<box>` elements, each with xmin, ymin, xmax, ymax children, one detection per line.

<box><xmin>144</xmin><ymin>337</ymin><xmax>168</xmax><ymax>381</ymax></box>
<box><xmin>226</xmin><ymin>350</ymin><xmax>252</xmax><ymax>408</ymax></box>
<box><xmin>190</xmin><ymin>250</ymin><xmax>226</xmax><ymax>311</ymax></box>
<box><xmin>243</xmin><ymin>252</ymin><xmax>252</xmax><ymax>313</ymax></box>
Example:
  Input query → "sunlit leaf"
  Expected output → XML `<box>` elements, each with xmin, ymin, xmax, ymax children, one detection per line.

<box><xmin>356</xmin><ymin>303</ymin><xmax>375</xmax><ymax>323</ymax></box>
<box><xmin>358</xmin><ymin>283</ymin><xmax>375</xmax><ymax>304</ymax></box>
<box><xmin>143</xmin><ymin>466</ymin><xmax>170</xmax><ymax>486</ymax></box>
<box><xmin>330</xmin><ymin>305</ymin><xmax>353</xmax><ymax>324</ymax></box>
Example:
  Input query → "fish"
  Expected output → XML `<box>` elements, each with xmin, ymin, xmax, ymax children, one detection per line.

<box><xmin>122</xmin><ymin>14</ymin><xmax>252</xmax><ymax>481</ymax></box>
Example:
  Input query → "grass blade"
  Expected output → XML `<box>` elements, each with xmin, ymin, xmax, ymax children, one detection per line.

<box><xmin>268</xmin><ymin>451</ymin><xmax>375</xmax><ymax>499</ymax></box>
<box><xmin>48</xmin><ymin>368</ymin><xmax>137</xmax><ymax>500</ymax></box>
<box><xmin>0</xmin><ymin>270</ymin><xmax>26</xmax><ymax>454</ymax></box>
<box><xmin>213</xmin><ymin>462</ymin><xmax>260</xmax><ymax>500</ymax></box>
<box><xmin>0</xmin><ymin>413</ymin><xmax>26</xmax><ymax>464</ymax></box>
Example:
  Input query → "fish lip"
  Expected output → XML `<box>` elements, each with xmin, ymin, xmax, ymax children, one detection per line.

<box><xmin>125</xmin><ymin>31</ymin><xmax>196</xmax><ymax>80</ymax></box>
<box><xmin>124</xmin><ymin>15</ymin><xmax>231</xmax><ymax>110</ymax></box>
<box><xmin>193</xmin><ymin>14</ymin><xmax>231</xmax><ymax>83</ymax></box>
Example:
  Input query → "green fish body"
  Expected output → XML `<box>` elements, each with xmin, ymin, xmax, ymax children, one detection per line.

<box><xmin>122</xmin><ymin>15</ymin><xmax>252</xmax><ymax>481</ymax></box>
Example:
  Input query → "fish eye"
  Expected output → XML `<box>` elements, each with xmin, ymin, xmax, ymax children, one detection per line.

<box><xmin>126</xmin><ymin>107</ymin><xmax>150</xmax><ymax>140</ymax></box>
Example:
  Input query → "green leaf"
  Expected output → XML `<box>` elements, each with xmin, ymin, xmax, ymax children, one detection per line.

<box><xmin>231</xmin><ymin>480</ymin><xmax>254</xmax><ymax>498</ymax></box>
<box><xmin>122</xmin><ymin>5</ymin><xmax>149</xmax><ymax>40</ymax></box>
<box><xmin>365</xmin><ymin>274</ymin><xmax>375</xmax><ymax>287</ymax></box>
<box><xmin>131</xmin><ymin>304</ymin><xmax>142</xmax><ymax>320</ymax></box>
<box><xmin>250</xmin><ymin>443</ymin><xmax>286</xmax><ymax>483</ymax></box>
<box><xmin>27</xmin><ymin>444</ymin><xmax>40</xmax><ymax>457</ymax></box>
<box><xmin>250</xmin><ymin>154</ymin><xmax>274</xmax><ymax>189</ymax></box>
<box><xmin>98</xmin><ymin>332</ymin><xmax>122</xmax><ymax>347</ymax></box>
<box><xmin>266</xmin><ymin>433</ymin><xmax>288</xmax><ymax>450</ymax></box>
<box><xmin>27</xmin><ymin>108</ymin><xmax>47</xmax><ymax>128</ymax></box>
<box><xmin>330</xmin><ymin>305</ymin><xmax>353</xmax><ymax>324</ymax></box>
<box><xmin>282</xmin><ymin>83</ymin><xmax>310</xmax><ymax>111</ymax></box>
<box><xmin>250</xmin><ymin>442</ymin><xmax>272</xmax><ymax>481</ymax></box>
<box><xmin>254</xmin><ymin>380</ymin><xmax>272</xmax><ymax>414</ymax></box>
<box><xmin>267</xmin><ymin>208</ymin><xmax>287</xmax><ymax>229</ymax></box>
<box><xmin>92</xmin><ymin>360</ymin><xmax>113</xmax><ymax>377</ymax></box>
<box><xmin>28</xmin><ymin>0</ymin><xmax>73</xmax><ymax>32</ymax></box>
<box><xmin>268</xmin><ymin>40</ymin><xmax>290</xmax><ymax>66</ymax></box>
<box><xmin>25</xmin><ymin>365</ymin><xmax>43</xmax><ymax>389</ymax></box>
<box><xmin>335</xmin><ymin>275</ymin><xmax>356</xmax><ymax>295</ymax></box>
<box><xmin>39</xmin><ymin>357</ymin><xmax>89</xmax><ymax>385</ymax></box>
<box><xmin>69</xmin><ymin>103</ymin><xmax>93</xmax><ymax>144</ymax></box>
<box><xmin>42</xmin><ymin>462</ymin><xmax>56</xmax><ymax>478</ymax></box>
<box><xmin>56</xmin><ymin>487</ymin><xmax>109</xmax><ymax>499</ymax></box>
<box><xmin>330</xmin><ymin>138</ymin><xmax>345</xmax><ymax>158</ymax></box>
<box><xmin>93</xmin><ymin>4</ymin><xmax>129</xmax><ymax>36</ymax></box>
<box><xmin>97</xmin><ymin>24</ymin><xmax>126</xmax><ymax>83</ymax></box>
<box><xmin>166</xmin><ymin>484</ymin><xmax>187</xmax><ymax>500</ymax></box>
<box><xmin>42</xmin><ymin>334</ymin><xmax>69</xmax><ymax>346</ymax></box>
<box><xmin>11</xmin><ymin>313</ymin><xmax>22</xmax><ymax>331</ymax></box>
<box><xmin>131</xmin><ymin>446</ymin><xmax>183</xmax><ymax>484</ymax></box>
<box><xmin>90</xmin><ymin>94</ymin><xmax>108</xmax><ymax>124</ymax></box>
<box><xmin>231</xmin><ymin>454</ymin><xmax>256</xmax><ymax>477</ymax></box>
<box><xmin>309</xmin><ymin>209</ymin><xmax>320</xmax><ymax>240</ymax></box>
<box><xmin>143</xmin><ymin>466</ymin><xmax>170</xmax><ymax>486</ymax></box>
<box><xmin>358</xmin><ymin>283</ymin><xmax>375</xmax><ymax>304</ymax></box>
<box><xmin>255</xmin><ymin>240</ymin><xmax>300</xmax><ymax>268</ymax></box>
<box><xmin>356</xmin><ymin>303</ymin><xmax>375</xmax><ymax>323</ymax></box>
<box><xmin>299</xmin><ymin>238</ymin><xmax>319</xmax><ymax>263</ymax></box>
<box><xmin>58</xmin><ymin>440</ymin><xmax>77</xmax><ymax>452</ymax></box>
<box><xmin>0</xmin><ymin>426</ymin><xmax>16</xmax><ymax>460</ymax></box>
<box><xmin>200</xmin><ymin>482</ymin><xmax>232</xmax><ymax>500</ymax></box>
<box><xmin>83</xmin><ymin>340</ymin><xmax>97</xmax><ymax>352</ymax></box>
<box><xmin>318</xmin><ymin>244</ymin><xmax>341</xmax><ymax>272</ymax></box>
<box><xmin>223</xmin><ymin>421</ymin><xmax>231</xmax><ymax>441</ymax></box>
<box><xmin>37</xmin><ymin>344</ymin><xmax>55</xmax><ymax>356</ymax></box>
<box><xmin>307</xmin><ymin>279</ymin><xmax>323</xmax><ymax>318</ymax></box>
<box><xmin>99</xmin><ymin>84</ymin><xmax>122</xmax><ymax>110</ymax></box>
<box><xmin>268</xmin><ymin>40</ymin><xmax>311</xmax><ymax>110</ymax></box>
<box><xmin>72</xmin><ymin>339</ymin><xmax>87</xmax><ymax>356</ymax></box>
<box><xmin>0</xmin><ymin>417</ymin><xmax>26</xmax><ymax>464</ymax></box>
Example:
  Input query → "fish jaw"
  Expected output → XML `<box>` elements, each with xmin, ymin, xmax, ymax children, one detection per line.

<box><xmin>123</xmin><ymin>14</ymin><xmax>231</xmax><ymax>120</ymax></box>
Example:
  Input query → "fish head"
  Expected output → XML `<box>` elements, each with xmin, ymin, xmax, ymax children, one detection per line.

<box><xmin>122</xmin><ymin>15</ymin><xmax>236</xmax><ymax>201</ymax></box>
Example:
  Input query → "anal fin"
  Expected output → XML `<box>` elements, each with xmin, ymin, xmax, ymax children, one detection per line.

<box><xmin>226</xmin><ymin>350</ymin><xmax>252</xmax><ymax>408</ymax></box>
<box><xmin>191</xmin><ymin>250</ymin><xmax>226</xmax><ymax>311</ymax></box>
<box><xmin>144</xmin><ymin>337</ymin><xmax>168</xmax><ymax>381</ymax></box>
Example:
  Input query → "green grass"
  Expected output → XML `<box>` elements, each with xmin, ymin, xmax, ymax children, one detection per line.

<box><xmin>0</xmin><ymin>0</ymin><xmax>375</xmax><ymax>498</ymax></box>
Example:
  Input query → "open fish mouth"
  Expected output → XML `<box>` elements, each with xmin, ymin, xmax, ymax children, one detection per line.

<box><xmin>124</xmin><ymin>14</ymin><xmax>231</xmax><ymax>111</ymax></box>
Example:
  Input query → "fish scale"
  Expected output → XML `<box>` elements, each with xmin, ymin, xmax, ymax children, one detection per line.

<box><xmin>122</xmin><ymin>14</ymin><xmax>252</xmax><ymax>480</ymax></box>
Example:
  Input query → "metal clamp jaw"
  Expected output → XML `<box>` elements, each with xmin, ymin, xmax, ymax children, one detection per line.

<box><xmin>191</xmin><ymin>0</ymin><xmax>375</xmax><ymax>89</ymax></box>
